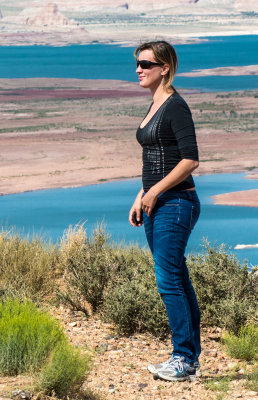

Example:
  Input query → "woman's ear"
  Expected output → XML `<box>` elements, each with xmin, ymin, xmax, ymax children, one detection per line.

<box><xmin>161</xmin><ymin>64</ymin><xmax>170</xmax><ymax>76</ymax></box>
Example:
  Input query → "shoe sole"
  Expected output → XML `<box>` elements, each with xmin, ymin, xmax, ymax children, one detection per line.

<box><xmin>157</xmin><ymin>372</ymin><xmax>191</xmax><ymax>382</ymax></box>
<box><xmin>155</xmin><ymin>370</ymin><xmax>201</xmax><ymax>382</ymax></box>
<box><xmin>147</xmin><ymin>365</ymin><xmax>158</xmax><ymax>374</ymax></box>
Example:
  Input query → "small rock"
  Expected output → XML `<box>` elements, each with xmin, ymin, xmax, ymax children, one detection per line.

<box><xmin>12</xmin><ymin>391</ymin><xmax>31</xmax><ymax>400</ymax></box>
<box><xmin>105</xmin><ymin>334</ymin><xmax>115</xmax><ymax>340</ymax></box>
<box><xmin>70</xmin><ymin>321</ymin><xmax>78</xmax><ymax>327</ymax></box>
<box><xmin>95</xmin><ymin>343</ymin><xmax>109</xmax><ymax>354</ymax></box>
<box><xmin>108</xmin><ymin>384</ymin><xmax>116</xmax><ymax>393</ymax></box>
<box><xmin>204</xmin><ymin>350</ymin><xmax>218</xmax><ymax>357</ymax></box>
<box><xmin>138</xmin><ymin>383</ymin><xmax>148</xmax><ymax>390</ymax></box>
<box><xmin>227</xmin><ymin>362</ymin><xmax>239</xmax><ymax>370</ymax></box>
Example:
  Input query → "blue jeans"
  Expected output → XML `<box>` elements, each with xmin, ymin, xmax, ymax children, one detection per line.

<box><xmin>143</xmin><ymin>190</ymin><xmax>201</xmax><ymax>363</ymax></box>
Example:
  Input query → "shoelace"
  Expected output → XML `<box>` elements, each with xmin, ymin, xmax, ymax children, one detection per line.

<box><xmin>167</xmin><ymin>356</ymin><xmax>185</xmax><ymax>373</ymax></box>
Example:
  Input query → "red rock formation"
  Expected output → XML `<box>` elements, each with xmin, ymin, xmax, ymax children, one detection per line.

<box><xmin>24</xmin><ymin>2</ymin><xmax>76</xmax><ymax>27</ymax></box>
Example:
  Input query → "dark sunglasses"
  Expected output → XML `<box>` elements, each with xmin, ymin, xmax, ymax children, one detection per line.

<box><xmin>136</xmin><ymin>60</ymin><xmax>162</xmax><ymax>69</ymax></box>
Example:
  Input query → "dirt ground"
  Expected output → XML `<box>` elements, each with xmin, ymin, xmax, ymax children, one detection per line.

<box><xmin>0</xmin><ymin>309</ymin><xmax>257</xmax><ymax>400</ymax></box>
<box><xmin>0</xmin><ymin>78</ymin><xmax>257</xmax><ymax>205</ymax></box>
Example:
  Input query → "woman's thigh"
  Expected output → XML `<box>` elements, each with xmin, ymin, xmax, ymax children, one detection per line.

<box><xmin>151</xmin><ymin>197</ymin><xmax>199</xmax><ymax>294</ymax></box>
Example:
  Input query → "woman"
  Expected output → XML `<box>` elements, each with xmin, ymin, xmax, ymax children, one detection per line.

<box><xmin>129</xmin><ymin>41</ymin><xmax>201</xmax><ymax>382</ymax></box>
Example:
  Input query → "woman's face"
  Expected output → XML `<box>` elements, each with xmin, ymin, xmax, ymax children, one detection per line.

<box><xmin>136</xmin><ymin>49</ymin><xmax>164</xmax><ymax>89</ymax></box>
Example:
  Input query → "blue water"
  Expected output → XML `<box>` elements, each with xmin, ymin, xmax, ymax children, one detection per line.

<box><xmin>0</xmin><ymin>173</ymin><xmax>257</xmax><ymax>267</ymax></box>
<box><xmin>0</xmin><ymin>35</ymin><xmax>257</xmax><ymax>91</ymax></box>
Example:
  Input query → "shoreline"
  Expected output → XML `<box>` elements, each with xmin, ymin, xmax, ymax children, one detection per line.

<box><xmin>0</xmin><ymin>31</ymin><xmax>257</xmax><ymax>48</ymax></box>
<box><xmin>0</xmin><ymin>79</ymin><xmax>257</xmax><ymax>207</ymax></box>
<box><xmin>1</xmin><ymin>170</ymin><xmax>258</xmax><ymax>206</ymax></box>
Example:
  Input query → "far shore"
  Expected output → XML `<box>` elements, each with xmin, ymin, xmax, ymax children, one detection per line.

<box><xmin>0</xmin><ymin>78</ymin><xmax>258</xmax><ymax>208</ymax></box>
<box><xmin>177</xmin><ymin>65</ymin><xmax>258</xmax><ymax>77</ymax></box>
<box><xmin>212</xmin><ymin>189</ymin><xmax>258</xmax><ymax>208</ymax></box>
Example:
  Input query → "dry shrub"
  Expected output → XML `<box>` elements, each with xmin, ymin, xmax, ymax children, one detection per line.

<box><xmin>187</xmin><ymin>240</ymin><xmax>258</xmax><ymax>334</ymax></box>
<box><xmin>102</xmin><ymin>245</ymin><xmax>169</xmax><ymax>338</ymax></box>
<box><xmin>58</xmin><ymin>224</ymin><xmax>119</xmax><ymax>315</ymax></box>
<box><xmin>0</xmin><ymin>229</ymin><xmax>58</xmax><ymax>301</ymax></box>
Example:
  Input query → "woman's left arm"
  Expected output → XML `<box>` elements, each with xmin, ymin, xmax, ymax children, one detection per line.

<box><xmin>141</xmin><ymin>158</ymin><xmax>199</xmax><ymax>216</ymax></box>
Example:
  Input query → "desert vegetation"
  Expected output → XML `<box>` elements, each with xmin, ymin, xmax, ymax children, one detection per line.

<box><xmin>0</xmin><ymin>225</ymin><xmax>257</xmax><ymax>399</ymax></box>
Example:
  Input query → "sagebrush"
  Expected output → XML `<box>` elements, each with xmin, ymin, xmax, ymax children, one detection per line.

<box><xmin>187</xmin><ymin>240</ymin><xmax>258</xmax><ymax>334</ymax></box>
<box><xmin>1</xmin><ymin>225</ymin><xmax>256</xmax><ymax>338</ymax></box>
<box><xmin>0</xmin><ymin>229</ymin><xmax>58</xmax><ymax>301</ymax></box>
<box><xmin>58</xmin><ymin>226</ymin><xmax>257</xmax><ymax>337</ymax></box>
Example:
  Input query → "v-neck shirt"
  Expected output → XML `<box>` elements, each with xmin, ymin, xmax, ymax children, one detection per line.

<box><xmin>136</xmin><ymin>91</ymin><xmax>199</xmax><ymax>192</ymax></box>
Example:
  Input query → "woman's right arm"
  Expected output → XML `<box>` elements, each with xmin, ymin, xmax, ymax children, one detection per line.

<box><xmin>129</xmin><ymin>187</ymin><xmax>144</xmax><ymax>227</ymax></box>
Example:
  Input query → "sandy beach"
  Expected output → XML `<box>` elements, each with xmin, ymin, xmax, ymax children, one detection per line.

<box><xmin>212</xmin><ymin>189</ymin><xmax>258</xmax><ymax>208</ymax></box>
<box><xmin>0</xmin><ymin>78</ymin><xmax>257</xmax><ymax>207</ymax></box>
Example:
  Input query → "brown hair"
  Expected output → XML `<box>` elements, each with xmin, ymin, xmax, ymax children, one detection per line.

<box><xmin>134</xmin><ymin>40</ymin><xmax>178</xmax><ymax>91</ymax></box>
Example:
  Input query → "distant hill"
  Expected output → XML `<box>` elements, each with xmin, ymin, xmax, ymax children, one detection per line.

<box><xmin>1</xmin><ymin>0</ymin><xmax>258</xmax><ymax>14</ymax></box>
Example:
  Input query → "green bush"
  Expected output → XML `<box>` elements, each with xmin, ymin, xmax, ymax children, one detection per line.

<box><xmin>36</xmin><ymin>342</ymin><xmax>90</xmax><ymax>396</ymax></box>
<box><xmin>0</xmin><ymin>230</ymin><xmax>58</xmax><ymax>301</ymax></box>
<box><xmin>59</xmin><ymin>224</ymin><xmax>119</xmax><ymax>314</ymax></box>
<box><xmin>187</xmin><ymin>240</ymin><xmax>257</xmax><ymax>334</ymax></box>
<box><xmin>223</xmin><ymin>325</ymin><xmax>258</xmax><ymax>361</ymax></box>
<box><xmin>0</xmin><ymin>298</ymin><xmax>64</xmax><ymax>375</ymax></box>
<box><xmin>0</xmin><ymin>298</ymin><xmax>90</xmax><ymax>396</ymax></box>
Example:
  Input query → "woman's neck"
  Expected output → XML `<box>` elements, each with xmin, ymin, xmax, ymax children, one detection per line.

<box><xmin>150</xmin><ymin>83</ymin><xmax>173</xmax><ymax>105</ymax></box>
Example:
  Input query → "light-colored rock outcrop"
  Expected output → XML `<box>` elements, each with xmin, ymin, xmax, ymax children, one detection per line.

<box><xmin>235</xmin><ymin>0</ymin><xmax>258</xmax><ymax>12</ymax></box>
<box><xmin>23</xmin><ymin>2</ymin><xmax>76</xmax><ymax>27</ymax></box>
<box><xmin>1</xmin><ymin>0</ymin><xmax>258</xmax><ymax>15</ymax></box>
<box><xmin>129</xmin><ymin>0</ymin><xmax>198</xmax><ymax>11</ymax></box>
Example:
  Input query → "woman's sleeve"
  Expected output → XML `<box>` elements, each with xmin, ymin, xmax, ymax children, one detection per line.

<box><xmin>170</xmin><ymin>100</ymin><xmax>199</xmax><ymax>161</ymax></box>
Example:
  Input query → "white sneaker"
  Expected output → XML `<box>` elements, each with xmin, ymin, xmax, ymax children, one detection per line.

<box><xmin>147</xmin><ymin>355</ymin><xmax>174</xmax><ymax>374</ymax></box>
<box><xmin>157</xmin><ymin>356</ymin><xmax>196</xmax><ymax>382</ymax></box>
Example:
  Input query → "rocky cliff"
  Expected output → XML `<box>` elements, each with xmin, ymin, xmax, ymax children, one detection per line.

<box><xmin>23</xmin><ymin>2</ymin><xmax>77</xmax><ymax>27</ymax></box>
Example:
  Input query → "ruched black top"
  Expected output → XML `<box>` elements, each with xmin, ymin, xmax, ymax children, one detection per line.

<box><xmin>136</xmin><ymin>91</ymin><xmax>199</xmax><ymax>192</ymax></box>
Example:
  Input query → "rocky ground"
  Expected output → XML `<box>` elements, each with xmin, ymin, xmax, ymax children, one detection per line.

<box><xmin>0</xmin><ymin>307</ymin><xmax>257</xmax><ymax>400</ymax></box>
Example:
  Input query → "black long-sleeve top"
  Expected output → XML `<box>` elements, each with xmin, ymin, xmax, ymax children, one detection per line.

<box><xmin>136</xmin><ymin>91</ymin><xmax>199</xmax><ymax>192</ymax></box>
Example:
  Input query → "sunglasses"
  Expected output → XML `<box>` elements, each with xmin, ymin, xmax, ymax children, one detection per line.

<box><xmin>136</xmin><ymin>60</ymin><xmax>162</xmax><ymax>69</ymax></box>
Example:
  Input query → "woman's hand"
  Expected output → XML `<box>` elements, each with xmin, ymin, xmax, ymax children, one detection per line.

<box><xmin>141</xmin><ymin>189</ymin><xmax>158</xmax><ymax>216</ymax></box>
<box><xmin>129</xmin><ymin>189</ymin><xmax>144</xmax><ymax>227</ymax></box>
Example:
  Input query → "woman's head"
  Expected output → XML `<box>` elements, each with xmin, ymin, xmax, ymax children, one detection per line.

<box><xmin>134</xmin><ymin>41</ymin><xmax>178</xmax><ymax>91</ymax></box>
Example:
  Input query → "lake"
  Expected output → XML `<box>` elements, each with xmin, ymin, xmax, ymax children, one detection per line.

<box><xmin>0</xmin><ymin>35</ymin><xmax>258</xmax><ymax>91</ymax></box>
<box><xmin>0</xmin><ymin>173</ymin><xmax>257</xmax><ymax>267</ymax></box>
<box><xmin>0</xmin><ymin>35</ymin><xmax>257</xmax><ymax>267</ymax></box>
